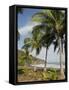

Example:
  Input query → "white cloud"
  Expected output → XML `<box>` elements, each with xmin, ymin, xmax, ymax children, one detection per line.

<box><xmin>18</xmin><ymin>21</ymin><xmax>40</xmax><ymax>49</ymax></box>
<box><xmin>18</xmin><ymin>22</ymin><xmax>39</xmax><ymax>35</ymax></box>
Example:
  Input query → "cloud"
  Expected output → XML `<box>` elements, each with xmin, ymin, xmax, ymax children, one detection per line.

<box><xmin>18</xmin><ymin>22</ymin><xmax>39</xmax><ymax>36</ymax></box>
<box><xmin>18</xmin><ymin>22</ymin><xmax>40</xmax><ymax>49</ymax></box>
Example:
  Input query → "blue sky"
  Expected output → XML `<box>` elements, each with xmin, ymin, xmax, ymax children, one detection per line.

<box><xmin>18</xmin><ymin>8</ymin><xmax>41</xmax><ymax>49</ymax></box>
<box><xmin>18</xmin><ymin>8</ymin><xmax>41</xmax><ymax>28</ymax></box>
<box><xmin>17</xmin><ymin>8</ymin><xmax>65</xmax><ymax>64</ymax></box>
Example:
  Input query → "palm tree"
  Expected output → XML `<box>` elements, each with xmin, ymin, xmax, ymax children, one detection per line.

<box><xmin>41</xmin><ymin>29</ymin><xmax>55</xmax><ymax>71</ymax></box>
<box><xmin>22</xmin><ymin>34</ymin><xmax>43</xmax><ymax>71</ymax></box>
<box><xmin>23</xmin><ymin>35</ymin><xmax>42</xmax><ymax>57</ymax></box>
<box><xmin>32</xmin><ymin>10</ymin><xmax>65</xmax><ymax>78</ymax></box>
<box><xmin>22</xmin><ymin>38</ymin><xmax>32</xmax><ymax>66</ymax></box>
<box><xmin>32</xmin><ymin>24</ymin><xmax>55</xmax><ymax>71</ymax></box>
<box><xmin>21</xmin><ymin>49</ymin><xmax>32</xmax><ymax>66</ymax></box>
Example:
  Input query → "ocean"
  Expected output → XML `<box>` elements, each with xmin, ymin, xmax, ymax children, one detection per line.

<box><xmin>31</xmin><ymin>63</ymin><xmax>65</xmax><ymax>69</ymax></box>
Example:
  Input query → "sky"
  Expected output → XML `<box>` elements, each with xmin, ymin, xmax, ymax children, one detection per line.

<box><xmin>17</xmin><ymin>8</ymin><xmax>65</xmax><ymax>64</ymax></box>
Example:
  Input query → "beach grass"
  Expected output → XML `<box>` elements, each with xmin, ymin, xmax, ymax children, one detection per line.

<box><xmin>17</xmin><ymin>66</ymin><xmax>65</xmax><ymax>82</ymax></box>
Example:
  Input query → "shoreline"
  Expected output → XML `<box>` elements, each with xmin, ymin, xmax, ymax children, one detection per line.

<box><xmin>30</xmin><ymin>64</ymin><xmax>65</xmax><ymax>69</ymax></box>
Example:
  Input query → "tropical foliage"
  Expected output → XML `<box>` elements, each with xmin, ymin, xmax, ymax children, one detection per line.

<box><xmin>31</xmin><ymin>9</ymin><xmax>65</xmax><ymax>78</ymax></box>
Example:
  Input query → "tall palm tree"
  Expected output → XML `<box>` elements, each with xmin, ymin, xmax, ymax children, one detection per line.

<box><xmin>41</xmin><ymin>29</ymin><xmax>55</xmax><ymax>71</ymax></box>
<box><xmin>32</xmin><ymin>24</ymin><xmax>55</xmax><ymax>71</ymax></box>
<box><xmin>32</xmin><ymin>10</ymin><xmax>65</xmax><ymax>78</ymax></box>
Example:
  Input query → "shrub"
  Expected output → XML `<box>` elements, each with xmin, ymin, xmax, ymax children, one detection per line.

<box><xmin>47</xmin><ymin>68</ymin><xmax>58</xmax><ymax>80</ymax></box>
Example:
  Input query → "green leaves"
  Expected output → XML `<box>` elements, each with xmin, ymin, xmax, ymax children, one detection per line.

<box><xmin>32</xmin><ymin>12</ymin><xmax>46</xmax><ymax>22</ymax></box>
<box><xmin>32</xmin><ymin>9</ymin><xmax>65</xmax><ymax>53</ymax></box>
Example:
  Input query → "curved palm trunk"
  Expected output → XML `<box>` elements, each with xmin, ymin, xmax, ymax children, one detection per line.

<box><xmin>59</xmin><ymin>38</ymin><xmax>65</xmax><ymax>79</ymax></box>
<box><xmin>33</xmin><ymin>51</ymin><xmax>37</xmax><ymax>71</ymax></box>
<box><xmin>44</xmin><ymin>48</ymin><xmax>48</xmax><ymax>71</ymax></box>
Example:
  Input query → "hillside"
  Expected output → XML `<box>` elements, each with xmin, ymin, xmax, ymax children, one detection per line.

<box><xmin>18</xmin><ymin>50</ymin><xmax>45</xmax><ymax>65</ymax></box>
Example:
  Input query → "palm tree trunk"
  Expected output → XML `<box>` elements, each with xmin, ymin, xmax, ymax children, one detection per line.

<box><xmin>33</xmin><ymin>51</ymin><xmax>37</xmax><ymax>71</ymax></box>
<box><xmin>44</xmin><ymin>48</ymin><xmax>48</xmax><ymax>71</ymax></box>
<box><xmin>59</xmin><ymin>37</ymin><xmax>65</xmax><ymax>79</ymax></box>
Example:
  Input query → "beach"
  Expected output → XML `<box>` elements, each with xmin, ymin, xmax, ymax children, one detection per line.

<box><xmin>31</xmin><ymin>63</ymin><xmax>65</xmax><ymax>69</ymax></box>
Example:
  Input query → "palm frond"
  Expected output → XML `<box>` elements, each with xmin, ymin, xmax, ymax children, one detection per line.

<box><xmin>32</xmin><ymin>12</ymin><xmax>47</xmax><ymax>22</ymax></box>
